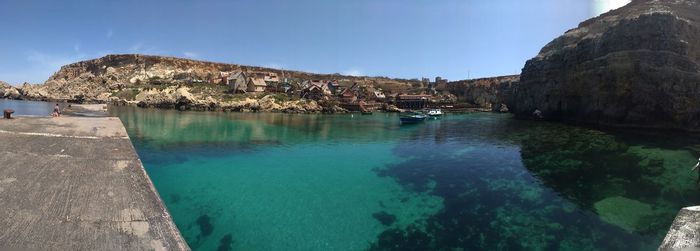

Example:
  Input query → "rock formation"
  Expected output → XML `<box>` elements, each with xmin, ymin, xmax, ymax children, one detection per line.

<box><xmin>446</xmin><ymin>75</ymin><xmax>519</xmax><ymax>111</ymax></box>
<box><xmin>513</xmin><ymin>0</ymin><xmax>700</xmax><ymax>130</ymax></box>
<box><xmin>0</xmin><ymin>81</ymin><xmax>21</xmax><ymax>99</ymax></box>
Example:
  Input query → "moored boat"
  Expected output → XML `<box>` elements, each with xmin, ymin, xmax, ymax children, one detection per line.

<box><xmin>399</xmin><ymin>112</ymin><xmax>427</xmax><ymax>124</ymax></box>
<box><xmin>426</xmin><ymin>109</ymin><xmax>443</xmax><ymax>117</ymax></box>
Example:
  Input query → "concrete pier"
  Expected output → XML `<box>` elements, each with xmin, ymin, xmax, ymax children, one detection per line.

<box><xmin>660</xmin><ymin>206</ymin><xmax>700</xmax><ymax>250</ymax></box>
<box><xmin>0</xmin><ymin>116</ymin><xmax>189</xmax><ymax>250</ymax></box>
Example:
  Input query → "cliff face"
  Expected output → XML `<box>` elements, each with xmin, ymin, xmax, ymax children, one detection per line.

<box><xmin>446</xmin><ymin>75</ymin><xmax>519</xmax><ymax>111</ymax></box>
<box><xmin>513</xmin><ymin>0</ymin><xmax>700</xmax><ymax>130</ymax></box>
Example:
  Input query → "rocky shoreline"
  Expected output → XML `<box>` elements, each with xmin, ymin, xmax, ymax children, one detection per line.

<box><xmin>1</xmin><ymin>54</ymin><xmax>516</xmax><ymax>114</ymax></box>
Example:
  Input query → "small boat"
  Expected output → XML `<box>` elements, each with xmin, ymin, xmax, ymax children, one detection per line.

<box><xmin>361</xmin><ymin>111</ymin><xmax>372</xmax><ymax>115</ymax></box>
<box><xmin>399</xmin><ymin>112</ymin><xmax>427</xmax><ymax>124</ymax></box>
<box><xmin>426</xmin><ymin>109</ymin><xmax>443</xmax><ymax>117</ymax></box>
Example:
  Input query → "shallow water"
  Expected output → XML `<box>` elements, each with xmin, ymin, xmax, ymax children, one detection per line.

<box><xmin>0</xmin><ymin>99</ymin><xmax>57</xmax><ymax>116</ymax></box>
<box><xmin>110</xmin><ymin>106</ymin><xmax>700</xmax><ymax>251</ymax></box>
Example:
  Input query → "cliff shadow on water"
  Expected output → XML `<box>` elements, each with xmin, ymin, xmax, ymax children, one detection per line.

<box><xmin>369</xmin><ymin>115</ymin><xmax>700</xmax><ymax>250</ymax></box>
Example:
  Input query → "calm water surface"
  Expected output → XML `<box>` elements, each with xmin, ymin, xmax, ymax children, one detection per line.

<box><xmin>109</xmin><ymin>106</ymin><xmax>700</xmax><ymax>251</ymax></box>
<box><xmin>0</xmin><ymin>99</ymin><xmax>57</xmax><ymax>116</ymax></box>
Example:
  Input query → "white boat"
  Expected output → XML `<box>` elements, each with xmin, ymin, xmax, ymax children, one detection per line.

<box><xmin>426</xmin><ymin>109</ymin><xmax>443</xmax><ymax>117</ymax></box>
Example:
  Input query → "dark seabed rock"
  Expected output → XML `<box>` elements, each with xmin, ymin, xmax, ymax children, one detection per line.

<box><xmin>368</xmin><ymin>227</ymin><xmax>432</xmax><ymax>251</ymax></box>
<box><xmin>170</xmin><ymin>194</ymin><xmax>181</xmax><ymax>204</ymax></box>
<box><xmin>372</xmin><ymin>211</ymin><xmax>397</xmax><ymax>226</ymax></box>
<box><xmin>196</xmin><ymin>214</ymin><xmax>214</xmax><ymax>237</ymax></box>
<box><xmin>367</xmin><ymin>118</ymin><xmax>698</xmax><ymax>250</ymax></box>
<box><xmin>216</xmin><ymin>234</ymin><xmax>233</xmax><ymax>251</ymax></box>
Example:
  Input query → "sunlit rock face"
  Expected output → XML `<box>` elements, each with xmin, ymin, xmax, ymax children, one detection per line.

<box><xmin>513</xmin><ymin>0</ymin><xmax>700</xmax><ymax>131</ymax></box>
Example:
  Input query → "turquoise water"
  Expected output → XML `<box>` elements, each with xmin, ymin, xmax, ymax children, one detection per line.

<box><xmin>110</xmin><ymin>106</ymin><xmax>700</xmax><ymax>250</ymax></box>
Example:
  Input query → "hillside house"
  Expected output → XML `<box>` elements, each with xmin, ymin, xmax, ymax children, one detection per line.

<box><xmin>264</xmin><ymin>73</ymin><xmax>280</xmax><ymax>84</ymax></box>
<box><xmin>396</xmin><ymin>94</ymin><xmax>431</xmax><ymax>109</ymax></box>
<box><xmin>226</xmin><ymin>72</ymin><xmax>248</xmax><ymax>93</ymax></box>
<box><xmin>327</xmin><ymin>80</ymin><xmax>340</xmax><ymax>94</ymax></box>
<box><xmin>372</xmin><ymin>90</ymin><xmax>386</xmax><ymax>100</ymax></box>
<box><xmin>340</xmin><ymin>83</ymin><xmax>359</xmax><ymax>103</ymax></box>
<box><xmin>301</xmin><ymin>82</ymin><xmax>330</xmax><ymax>100</ymax></box>
<box><xmin>247</xmin><ymin>77</ymin><xmax>267</xmax><ymax>92</ymax></box>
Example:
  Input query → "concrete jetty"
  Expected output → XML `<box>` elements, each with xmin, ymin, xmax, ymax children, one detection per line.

<box><xmin>0</xmin><ymin>116</ymin><xmax>189</xmax><ymax>250</ymax></box>
<box><xmin>660</xmin><ymin>206</ymin><xmax>700</xmax><ymax>250</ymax></box>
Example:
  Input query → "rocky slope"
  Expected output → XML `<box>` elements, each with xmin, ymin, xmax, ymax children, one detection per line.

<box><xmin>18</xmin><ymin>54</ymin><xmax>417</xmax><ymax>113</ymax></box>
<box><xmin>446</xmin><ymin>75</ymin><xmax>519</xmax><ymax>112</ymax></box>
<box><xmin>0</xmin><ymin>81</ymin><xmax>21</xmax><ymax>99</ymax></box>
<box><xmin>513</xmin><ymin>0</ymin><xmax>700</xmax><ymax>130</ymax></box>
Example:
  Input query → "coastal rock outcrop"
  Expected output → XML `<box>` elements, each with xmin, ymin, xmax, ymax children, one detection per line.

<box><xmin>513</xmin><ymin>0</ymin><xmax>700</xmax><ymax>130</ymax></box>
<box><xmin>446</xmin><ymin>75</ymin><xmax>519</xmax><ymax>111</ymax></box>
<box><xmin>0</xmin><ymin>81</ymin><xmax>21</xmax><ymax>99</ymax></box>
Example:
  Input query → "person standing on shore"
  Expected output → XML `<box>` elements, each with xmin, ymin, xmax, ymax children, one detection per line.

<box><xmin>52</xmin><ymin>103</ymin><xmax>61</xmax><ymax>117</ymax></box>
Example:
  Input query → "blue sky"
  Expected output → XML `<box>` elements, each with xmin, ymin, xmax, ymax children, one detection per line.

<box><xmin>0</xmin><ymin>0</ymin><xmax>629</xmax><ymax>84</ymax></box>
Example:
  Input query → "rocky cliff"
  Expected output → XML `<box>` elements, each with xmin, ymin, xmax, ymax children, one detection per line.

<box><xmin>0</xmin><ymin>81</ymin><xmax>21</xmax><ymax>99</ymax></box>
<box><xmin>446</xmin><ymin>75</ymin><xmax>519</xmax><ymax>112</ymax></box>
<box><xmin>513</xmin><ymin>0</ymin><xmax>700</xmax><ymax>130</ymax></box>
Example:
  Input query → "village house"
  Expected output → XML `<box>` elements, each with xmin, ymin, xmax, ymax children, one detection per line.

<box><xmin>396</xmin><ymin>94</ymin><xmax>432</xmax><ymax>109</ymax></box>
<box><xmin>301</xmin><ymin>82</ymin><xmax>330</xmax><ymax>100</ymax></box>
<box><xmin>340</xmin><ymin>83</ymin><xmax>359</xmax><ymax>103</ymax></box>
<box><xmin>226</xmin><ymin>72</ymin><xmax>248</xmax><ymax>93</ymax></box>
<box><xmin>300</xmin><ymin>80</ymin><xmax>311</xmax><ymax>90</ymax></box>
<box><xmin>372</xmin><ymin>90</ymin><xmax>386</xmax><ymax>101</ymax></box>
<box><xmin>327</xmin><ymin>80</ymin><xmax>340</xmax><ymax>94</ymax></box>
<box><xmin>247</xmin><ymin>77</ymin><xmax>267</xmax><ymax>93</ymax></box>
<box><xmin>262</xmin><ymin>73</ymin><xmax>281</xmax><ymax>92</ymax></box>
<box><xmin>264</xmin><ymin>73</ymin><xmax>280</xmax><ymax>84</ymax></box>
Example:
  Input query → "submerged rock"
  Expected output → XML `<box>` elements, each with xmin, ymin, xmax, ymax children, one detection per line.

<box><xmin>196</xmin><ymin>214</ymin><xmax>214</xmax><ymax>237</ymax></box>
<box><xmin>594</xmin><ymin>196</ymin><xmax>654</xmax><ymax>232</ymax></box>
<box><xmin>513</xmin><ymin>0</ymin><xmax>700</xmax><ymax>130</ymax></box>
<box><xmin>372</xmin><ymin>211</ymin><xmax>397</xmax><ymax>226</ymax></box>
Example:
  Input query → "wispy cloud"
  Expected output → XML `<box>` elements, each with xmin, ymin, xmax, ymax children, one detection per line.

<box><xmin>342</xmin><ymin>68</ymin><xmax>364</xmax><ymax>76</ymax></box>
<box><xmin>106</xmin><ymin>29</ymin><xmax>113</xmax><ymax>39</ymax></box>
<box><xmin>183</xmin><ymin>51</ymin><xmax>199</xmax><ymax>59</ymax></box>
